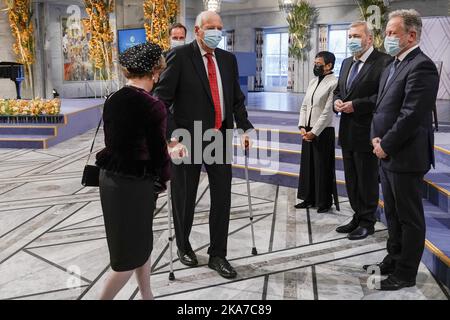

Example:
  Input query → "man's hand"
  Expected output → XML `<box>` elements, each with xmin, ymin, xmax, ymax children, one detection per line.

<box><xmin>372</xmin><ymin>137</ymin><xmax>387</xmax><ymax>159</ymax></box>
<box><xmin>340</xmin><ymin>101</ymin><xmax>354</xmax><ymax>114</ymax></box>
<box><xmin>241</xmin><ymin>134</ymin><xmax>252</xmax><ymax>150</ymax></box>
<box><xmin>372</xmin><ymin>137</ymin><xmax>381</xmax><ymax>147</ymax></box>
<box><xmin>303</xmin><ymin>131</ymin><xmax>316</xmax><ymax>142</ymax></box>
<box><xmin>334</xmin><ymin>99</ymin><xmax>344</xmax><ymax>112</ymax></box>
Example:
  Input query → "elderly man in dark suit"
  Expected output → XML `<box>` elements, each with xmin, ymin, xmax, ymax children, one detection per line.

<box><xmin>334</xmin><ymin>21</ymin><xmax>392</xmax><ymax>240</ymax></box>
<box><xmin>367</xmin><ymin>9</ymin><xmax>439</xmax><ymax>291</ymax></box>
<box><xmin>153</xmin><ymin>11</ymin><xmax>253</xmax><ymax>279</ymax></box>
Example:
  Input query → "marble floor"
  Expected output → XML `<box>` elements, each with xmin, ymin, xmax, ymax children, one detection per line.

<box><xmin>0</xmin><ymin>128</ymin><xmax>448</xmax><ymax>300</ymax></box>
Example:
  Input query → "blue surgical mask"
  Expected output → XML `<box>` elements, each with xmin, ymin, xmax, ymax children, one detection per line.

<box><xmin>384</xmin><ymin>36</ymin><xmax>402</xmax><ymax>56</ymax></box>
<box><xmin>202</xmin><ymin>29</ymin><xmax>222</xmax><ymax>49</ymax></box>
<box><xmin>347</xmin><ymin>38</ymin><xmax>363</xmax><ymax>55</ymax></box>
<box><xmin>170</xmin><ymin>39</ymin><xmax>185</xmax><ymax>49</ymax></box>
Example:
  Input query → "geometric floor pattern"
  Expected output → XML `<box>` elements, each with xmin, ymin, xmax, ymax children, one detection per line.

<box><xmin>0</xmin><ymin>128</ymin><xmax>448</xmax><ymax>300</ymax></box>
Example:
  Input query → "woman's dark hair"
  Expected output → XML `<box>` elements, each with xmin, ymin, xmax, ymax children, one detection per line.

<box><xmin>315</xmin><ymin>51</ymin><xmax>336</xmax><ymax>70</ymax></box>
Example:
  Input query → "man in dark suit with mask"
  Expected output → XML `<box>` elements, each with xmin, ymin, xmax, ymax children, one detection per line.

<box><xmin>367</xmin><ymin>9</ymin><xmax>439</xmax><ymax>291</ymax></box>
<box><xmin>154</xmin><ymin>11</ymin><xmax>253</xmax><ymax>279</ymax></box>
<box><xmin>334</xmin><ymin>21</ymin><xmax>392</xmax><ymax>240</ymax></box>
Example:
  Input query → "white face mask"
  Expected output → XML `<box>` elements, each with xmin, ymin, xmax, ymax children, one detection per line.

<box><xmin>170</xmin><ymin>39</ymin><xmax>185</xmax><ymax>49</ymax></box>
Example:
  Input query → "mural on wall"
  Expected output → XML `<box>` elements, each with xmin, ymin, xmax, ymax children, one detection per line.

<box><xmin>61</xmin><ymin>17</ymin><xmax>95</xmax><ymax>81</ymax></box>
<box><xmin>61</xmin><ymin>3</ymin><xmax>117</xmax><ymax>83</ymax></box>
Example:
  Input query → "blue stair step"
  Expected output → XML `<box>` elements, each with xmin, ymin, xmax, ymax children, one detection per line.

<box><xmin>377</xmin><ymin>199</ymin><xmax>450</xmax><ymax>289</ymax></box>
<box><xmin>232</xmin><ymin>139</ymin><xmax>450</xmax><ymax>215</ymax></box>
<box><xmin>0</xmin><ymin>135</ymin><xmax>50</xmax><ymax>149</ymax></box>
<box><xmin>0</xmin><ymin>124</ymin><xmax>59</xmax><ymax>136</ymax></box>
<box><xmin>232</xmin><ymin>139</ymin><xmax>344</xmax><ymax>169</ymax></box>
<box><xmin>435</xmin><ymin>145</ymin><xmax>450</xmax><ymax>167</ymax></box>
<box><xmin>424</xmin><ymin>171</ymin><xmax>450</xmax><ymax>214</ymax></box>
<box><xmin>244</xmin><ymin>127</ymin><xmax>450</xmax><ymax>212</ymax></box>
<box><xmin>231</xmin><ymin>156</ymin><xmax>348</xmax><ymax>197</ymax></box>
<box><xmin>253</xmin><ymin>126</ymin><xmax>450</xmax><ymax>170</ymax></box>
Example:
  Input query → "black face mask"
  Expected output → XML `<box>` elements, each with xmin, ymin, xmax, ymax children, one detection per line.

<box><xmin>313</xmin><ymin>64</ymin><xmax>325</xmax><ymax>77</ymax></box>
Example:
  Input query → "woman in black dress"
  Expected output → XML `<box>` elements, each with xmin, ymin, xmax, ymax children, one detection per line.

<box><xmin>295</xmin><ymin>51</ymin><xmax>338</xmax><ymax>213</ymax></box>
<box><xmin>96</xmin><ymin>42</ymin><xmax>170</xmax><ymax>300</ymax></box>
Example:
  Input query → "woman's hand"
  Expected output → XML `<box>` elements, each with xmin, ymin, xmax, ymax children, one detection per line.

<box><xmin>168</xmin><ymin>140</ymin><xmax>189</xmax><ymax>159</ymax></box>
<box><xmin>303</xmin><ymin>131</ymin><xmax>316</xmax><ymax>142</ymax></box>
<box><xmin>299</xmin><ymin>127</ymin><xmax>307</xmax><ymax>136</ymax></box>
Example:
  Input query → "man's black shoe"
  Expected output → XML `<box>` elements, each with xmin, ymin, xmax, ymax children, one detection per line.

<box><xmin>335</xmin><ymin>220</ymin><xmax>359</xmax><ymax>234</ymax></box>
<box><xmin>177</xmin><ymin>249</ymin><xmax>198</xmax><ymax>267</ymax></box>
<box><xmin>208</xmin><ymin>256</ymin><xmax>237</xmax><ymax>279</ymax></box>
<box><xmin>376</xmin><ymin>275</ymin><xmax>415</xmax><ymax>291</ymax></box>
<box><xmin>347</xmin><ymin>226</ymin><xmax>374</xmax><ymax>240</ymax></box>
<box><xmin>363</xmin><ymin>262</ymin><xmax>395</xmax><ymax>275</ymax></box>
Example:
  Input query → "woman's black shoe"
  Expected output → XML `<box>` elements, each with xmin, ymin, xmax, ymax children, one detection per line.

<box><xmin>294</xmin><ymin>201</ymin><xmax>314</xmax><ymax>209</ymax></box>
<box><xmin>317</xmin><ymin>207</ymin><xmax>330</xmax><ymax>213</ymax></box>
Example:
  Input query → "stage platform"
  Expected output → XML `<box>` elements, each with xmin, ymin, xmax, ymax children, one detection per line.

<box><xmin>0</xmin><ymin>99</ymin><xmax>104</xmax><ymax>149</ymax></box>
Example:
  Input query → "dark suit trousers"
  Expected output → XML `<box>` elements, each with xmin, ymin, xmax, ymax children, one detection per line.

<box><xmin>297</xmin><ymin>127</ymin><xmax>335</xmax><ymax>208</ymax></box>
<box><xmin>171</xmin><ymin>125</ymin><xmax>232</xmax><ymax>258</ymax></box>
<box><xmin>379</xmin><ymin>166</ymin><xmax>426</xmax><ymax>282</ymax></box>
<box><xmin>342</xmin><ymin>150</ymin><xmax>379</xmax><ymax>228</ymax></box>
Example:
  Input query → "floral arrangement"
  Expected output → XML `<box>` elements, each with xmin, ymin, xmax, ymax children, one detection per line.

<box><xmin>143</xmin><ymin>0</ymin><xmax>178</xmax><ymax>51</ymax></box>
<box><xmin>84</xmin><ymin>0</ymin><xmax>115</xmax><ymax>80</ymax></box>
<box><xmin>0</xmin><ymin>98</ymin><xmax>61</xmax><ymax>116</ymax></box>
<box><xmin>284</xmin><ymin>1</ymin><xmax>318</xmax><ymax>61</ymax></box>
<box><xmin>356</xmin><ymin>0</ymin><xmax>390</xmax><ymax>50</ymax></box>
<box><xmin>4</xmin><ymin>0</ymin><xmax>35</xmax><ymax>92</ymax></box>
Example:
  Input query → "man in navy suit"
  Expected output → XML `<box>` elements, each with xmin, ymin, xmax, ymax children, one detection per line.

<box><xmin>333</xmin><ymin>21</ymin><xmax>392</xmax><ymax>240</ymax></box>
<box><xmin>367</xmin><ymin>9</ymin><xmax>439</xmax><ymax>291</ymax></box>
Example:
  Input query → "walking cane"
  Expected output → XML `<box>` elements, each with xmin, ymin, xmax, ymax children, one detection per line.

<box><xmin>244</xmin><ymin>144</ymin><xmax>258</xmax><ymax>255</ymax></box>
<box><xmin>166</xmin><ymin>182</ymin><xmax>175</xmax><ymax>280</ymax></box>
<box><xmin>332</xmin><ymin>166</ymin><xmax>340</xmax><ymax>212</ymax></box>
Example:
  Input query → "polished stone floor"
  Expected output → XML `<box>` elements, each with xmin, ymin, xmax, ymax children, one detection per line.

<box><xmin>0</xmin><ymin>128</ymin><xmax>448</xmax><ymax>300</ymax></box>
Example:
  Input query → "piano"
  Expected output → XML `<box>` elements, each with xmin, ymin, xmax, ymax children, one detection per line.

<box><xmin>0</xmin><ymin>62</ymin><xmax>25</xmax><ymax>99</ymax></box>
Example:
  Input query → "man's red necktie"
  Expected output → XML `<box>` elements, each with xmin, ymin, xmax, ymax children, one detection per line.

<box><xmin>205</xmin><ymin>53</ymin><xmax>222</xmax><ymax>130</ymax></box>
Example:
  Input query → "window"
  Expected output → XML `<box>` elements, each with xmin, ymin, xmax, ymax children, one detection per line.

<box><xmin>218</xmin><ymin>35</ymin><xmax>227</xmax><ymax>50</ymax></box>
<box><xmin>328</xmin><ymin>26</ymin><xmax>350</xmax><ymax>76</ymax></box>
<box><xmin>263</xmin><ymin>31</ymin><xmax>289</xmax><ymax>92</ymax></box>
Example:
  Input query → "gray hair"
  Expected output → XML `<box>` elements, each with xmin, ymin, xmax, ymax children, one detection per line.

<box><xmin>350</xmin><ymin>21</ymin><xmax>374</xmax><ymax>37</ymax></box>
<box><xmin>388</xmin><ymin>9</ymin><xmax>422</xmax><ymax>41</ymax></box>
<box><xmin>195</xmin><ymin>11</ymin><xmax>220</xmax><ymax>28</ymax></box>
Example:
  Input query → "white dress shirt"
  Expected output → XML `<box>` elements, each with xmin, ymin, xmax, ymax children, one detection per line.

<box><xmin>197</xmin><ymin>41</ymin><xmax>225</xmax><ymax>122</ymax></box>
<box><xmin>397</xmin><ymin>44</ymin><xmax>420</xmax><ymax>62</ymax></box>
<box><xmin>346</xmin><ymin>46</ymin><xmax>374</xmax><ymax>86</ymax></box>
